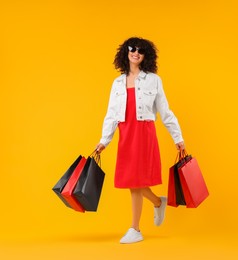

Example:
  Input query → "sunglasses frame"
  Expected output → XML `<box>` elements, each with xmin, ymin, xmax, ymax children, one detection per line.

<box><xmin>128</xmin><ymin>46</ymin><xmax>146</xmax><ymax>55</ymax></box>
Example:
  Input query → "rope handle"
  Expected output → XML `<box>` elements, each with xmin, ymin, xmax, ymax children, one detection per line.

<box><xmin>90</xmin><ymin>150</ymin><xmax>102</xmax><ymax>167</ymax></box>
<box><xmin>174</xmin><ymin>149</ymin><xmax>188</xmax><ymax>164</ymax></box>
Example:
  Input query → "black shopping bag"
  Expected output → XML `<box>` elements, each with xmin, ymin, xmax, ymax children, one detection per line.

<box><xmin>73</xmin><ymin>153</ymin><xmax>105</xmax><ymax>211</ymax></box>
<box><xmin>174</xmin><ymin>160</ymin><xmax>186</xmax><ymax>205</ymax></box>
<box><xmin>52</xmin><ymin>155</ymin><xmax>82</xmax><ymax>208</ymax></box>
<box><xmin>168</xmin><ymin>151</ymin><xmax>192</xmax><ymax>207</ymax></box>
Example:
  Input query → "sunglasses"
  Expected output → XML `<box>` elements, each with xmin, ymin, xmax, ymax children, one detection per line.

<box><xmin>128</xmin><ymin>46</ymin><xmax>146</xmax><ymax>55</ymax></box>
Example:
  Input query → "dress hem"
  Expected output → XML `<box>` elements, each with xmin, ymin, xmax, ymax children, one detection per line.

<box><xmin>114</xmin><ymin>181</ymin><xmax>162</xmax><ymax>189</ymax></box>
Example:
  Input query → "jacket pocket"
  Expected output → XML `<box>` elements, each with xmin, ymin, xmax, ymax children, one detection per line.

<box><xmin>142</xmin><ymin>89</ymin><xmax>157</xmax><ymax>111</ymax></box>
<box><xmin>115</xmin><ymin>90</ymin><xmax>126</xmax><ymax>96</ymax></box>
<box><xmin>143</xmin><ymin>89</ymin><xmax>157</xmax><ymax>96</ymax></box>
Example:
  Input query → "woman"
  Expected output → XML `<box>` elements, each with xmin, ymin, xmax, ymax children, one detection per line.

<box><xmin>96</xmin><ymin>37</ymin><xmax>185</xmax><ymax>244</ymax></box>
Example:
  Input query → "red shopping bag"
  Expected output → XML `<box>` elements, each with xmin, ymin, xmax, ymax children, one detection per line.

<box><xmin>168</xmin><ymin>152</ymin><xmax>190</xmax><ymax>207</ymax></box>
<box><xmin>61</xmin><ymin>156</ymin><xmax>87</xmax><ymax>212</ymax></box>
<box><xmin>178</xmin><ymin>156</ymin><xmax>209</xmax><ymax>208</ymax></box>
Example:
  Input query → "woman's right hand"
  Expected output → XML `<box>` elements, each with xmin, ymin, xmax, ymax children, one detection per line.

<box><xmin>95</xmin><ymin>143</ymin><xmax>105</xmax><ymax>154</ymax></box>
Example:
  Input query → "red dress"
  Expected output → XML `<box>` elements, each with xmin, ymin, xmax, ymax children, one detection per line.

<box><xmin>114</xmin><ymin>88</ymin><xmax>162</xmax><ymax>188</ymax></box>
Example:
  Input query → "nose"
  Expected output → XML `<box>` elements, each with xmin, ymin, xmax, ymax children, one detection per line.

<box><xmin>131</xmin><ymin>49</ymin><xmax>140</xmax><ymax>55</ymax></box>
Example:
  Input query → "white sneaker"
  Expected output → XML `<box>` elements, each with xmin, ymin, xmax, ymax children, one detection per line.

<box><xmin>120</xmin><ymin>228</ymin><xmax>143</xmax><ymax>244</ymax></box>
<box><xmin>154</xmin><ymin>196</ymin><xmax>167</xmax><ymax>226</ymax></box>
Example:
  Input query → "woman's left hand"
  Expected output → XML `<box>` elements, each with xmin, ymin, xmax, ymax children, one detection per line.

<box><xmin>176</xmin><ymin>141</ymin><xmax>185</xmax><ymax>151</ymax></box>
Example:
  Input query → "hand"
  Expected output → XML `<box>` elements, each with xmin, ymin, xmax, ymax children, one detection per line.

<box><xmin>176</xmin><ymin>141</ymin><xmax>185</xmax><ymax>151</ymax></box>
<box><xmin>95</xmin><ymin>143</ymin><xmax>105</xmax><ymax>154</ymax></box>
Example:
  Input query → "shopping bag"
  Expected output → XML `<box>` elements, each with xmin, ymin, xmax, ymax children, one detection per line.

<box><xmin>178</xmin><ymin>156</ymin><xmax>209</xmax><ymax>208</ymax></box>
<box><xmin>52</xmin><ymin>155</ymin><xmax>82</xmax><ymax>208</ymax></box>
<box><xmin>168</xmin><ymin>164</ymin><xmax>185</xmax><ymax>207</ymax></box>
<box><xmin>73</xmin><ymin>152</ymin><xmax>105</xmax><ymax>211</ymax></box>
<box><xmin>168</xmin><ymin>165</ymin><xmax>178</xmax><ymax>207</ymax></box>
<box><xmin>168</xmin><ymin>152</ymin><xmax>191</xmax><ymax>207</ymax></box>
<box><xmin>61</xmin><ymin>157</ymin><xmax>87</xmax><ymax>212</ymax></box>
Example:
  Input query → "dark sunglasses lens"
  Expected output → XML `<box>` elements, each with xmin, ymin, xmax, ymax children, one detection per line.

<box><xmin>138</xmin><ymin>48</ymin><xmax>145</xmax><ymax>54</ymax></box>
<box><xmin>128</xmin><ymin>46</ymin><xmax>136</xmax><ymax>52</ymax></box>
<box><xmin>128</xmin><ymin>46</ymin><xmax>145</xmax><ymax>54</ymax></box>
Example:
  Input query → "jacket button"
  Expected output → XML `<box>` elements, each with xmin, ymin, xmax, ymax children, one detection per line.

<box><xmin>138</xmin><ymin>87</ymin><xmax>140</xmax><ymax>90</ymax></box>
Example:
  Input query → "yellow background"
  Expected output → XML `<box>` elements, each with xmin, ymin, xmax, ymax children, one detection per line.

<box><xmin>0</xmin><ymin>0</ymin><xmax>237</xmax><ymax>259</ymax></box>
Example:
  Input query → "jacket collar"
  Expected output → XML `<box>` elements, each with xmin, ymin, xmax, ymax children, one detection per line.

<box><xmin>138</xmin><ymin>71</ymin><xmax>147</xmax><ymax>79</ymax></box>
<box><xmin>116</xmin><ymin>71</ymin><xmax>147</xmax><ymax>82</ymax></box>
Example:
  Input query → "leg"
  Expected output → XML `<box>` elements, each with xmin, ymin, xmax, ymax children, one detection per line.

<box><xmin>142</xmin><ymin>187</ymin><xmax>161</xmax><ymax>207</ymax></box>
<box><xmin>142</xmin><ymin>187</ymin><xmax>167</xmax><ymax>226</ymax></box>
<box><xmin>120</xmin><ymin>189</ymin><xmax>144</xmax><ymax>243</ymax></box>
<box><xmin>130</xmin><ymin>188</ymin><xmax>143</xmax><ymax>231</ymax></box>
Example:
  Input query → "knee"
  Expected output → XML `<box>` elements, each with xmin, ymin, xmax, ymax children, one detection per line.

<box><xmin>130</xmin><ymin>188</ymin><xmax>143</xmax><ymax>195</ymax></box>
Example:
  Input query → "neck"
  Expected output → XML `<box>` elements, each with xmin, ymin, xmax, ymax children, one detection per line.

<box><xmin>129</xmin><ymin>64</ymin><xmax>140</xmax><ymax>76</ymax></box>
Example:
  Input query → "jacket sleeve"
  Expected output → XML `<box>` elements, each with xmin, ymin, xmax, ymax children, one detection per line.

<box><xmin>99</xmin><ymin>81</ymin><xmax>118</xmax><ymax>147</ymax></box>
<box><xmin>155</xmin><ymin>76</ymin><xmax>184</xmax><ymax>144</ymax></box>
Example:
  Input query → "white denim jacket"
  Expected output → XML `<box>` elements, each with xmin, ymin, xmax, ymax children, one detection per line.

<box><xmin>99</xmin><ymin>71</ymin><xmax>183</xmax><ymax>147</ymax></box>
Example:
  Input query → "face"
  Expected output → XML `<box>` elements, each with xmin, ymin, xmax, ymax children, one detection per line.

<box><xmin>127</xmin><ymin>46</ymin><xmax>145</xmax><ymax>66</ymax></box>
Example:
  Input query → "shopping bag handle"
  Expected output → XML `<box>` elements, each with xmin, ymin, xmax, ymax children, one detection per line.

<box><xmin>90</xmin><ymin>150</ymin><xmax>102</xmax><ymax>167</ymax></box>
<box><xmin>174</xmin><ymin>149</ymin><xmax>188</xmax><ymax>163</ymax></box>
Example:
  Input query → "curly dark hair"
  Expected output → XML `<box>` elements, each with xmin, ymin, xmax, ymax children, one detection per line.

<box><xmin>113</xmin><ymin>37</ymin><xmax>158</xmax><ymax>75</ymax></box>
